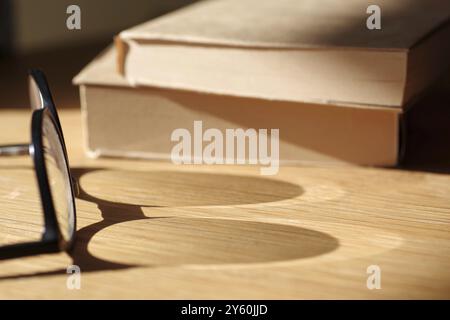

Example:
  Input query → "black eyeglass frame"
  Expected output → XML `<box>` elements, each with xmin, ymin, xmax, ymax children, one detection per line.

<box><xmin>0</xmin><ymin>70</ymin><xmax>77</xmax><ymax>260</ymax></box>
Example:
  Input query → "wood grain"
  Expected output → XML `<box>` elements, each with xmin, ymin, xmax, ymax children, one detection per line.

<box><xmin>0</xmin><ymin>109</ymin><xmax>449</xmax><ymax>299</ymax></box>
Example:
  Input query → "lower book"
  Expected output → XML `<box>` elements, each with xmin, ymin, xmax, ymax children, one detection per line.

<box><xmin>73</xmin><ymin>46</ymin><xmax>402</xmax><ymax>167</ymax></box>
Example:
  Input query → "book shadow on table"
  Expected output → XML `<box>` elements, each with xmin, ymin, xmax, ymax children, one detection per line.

<box><xmin>401</xmin><ymin>82</ymin><xmax>450</xmax><ymax>174</ymax></box>
<box><xmin>0</xmin><ymin>166</ymin><xmax>339</xmax><ymax>281</ymax></box>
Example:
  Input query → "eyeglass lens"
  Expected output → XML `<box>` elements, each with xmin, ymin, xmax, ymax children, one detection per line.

<box><xmin>28</xmin><ymin>75</ymin><xmax>44</xmax><ymax>110</ymax></box>
<box><xmin>42</xmin><ymin>114</ymin><xmax>75</xmax><ymax>241</ymax></box>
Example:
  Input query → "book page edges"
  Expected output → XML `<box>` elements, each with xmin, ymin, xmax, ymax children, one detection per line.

<box><xmin>122</xmin><ymin>41</ymin><xmax>408</xmax><ymax>107</ymax></box>
<box><xmin>80</xmin><ymin>84</ymin><xmax>400</xmax><ymax>166</ymax></box>
<box><xmin>75</xmin><ymin>46</ymin><xmax>404</xmax><ymax>111</ymax></box>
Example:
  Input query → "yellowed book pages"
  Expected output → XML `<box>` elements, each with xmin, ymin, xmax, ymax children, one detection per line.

<box><xmin>74</xmin><ymin>47</ymin><xmax>401</xmax><ymax>166</ymax></box>
<box><xmin>116</xmin><ymin>0</ymin><xmax>450</xmax><ymax>107</ymax></box>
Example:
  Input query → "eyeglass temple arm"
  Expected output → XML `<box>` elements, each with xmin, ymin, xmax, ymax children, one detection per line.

<box><xmin>0</xmin><ymin>240</ymin><xmax>59</xmax><ymax>260</ymax></box>
<box><xmin>0</xmin><ymin>144</ymin><xmax>30</xmax><ymax>156</ymax></box>
<box><xmin>0</xmin><ymin>143</ymin><xmax>80</xmax><ymax>196</ymax></box>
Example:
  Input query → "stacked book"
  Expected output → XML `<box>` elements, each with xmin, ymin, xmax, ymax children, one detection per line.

<box><xmin>74</xmin><ymin>0</ymin><xmax>450</xmax><ymax>166</ymax></box>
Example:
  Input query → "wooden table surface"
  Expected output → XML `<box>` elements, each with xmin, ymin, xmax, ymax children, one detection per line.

<box><xmin>0</xmin><ymin>108</ymin><xmax>449</xmax><ymax>299</ymax></box>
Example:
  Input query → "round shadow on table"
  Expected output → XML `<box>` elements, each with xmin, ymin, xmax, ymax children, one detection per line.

<box><xmin>78</xmin><ymin>169</ymin><xmax>303</xmax><ymax>207</ymax></box>
<box><xmin>90</xmin><ymin>217</ymin><xmax>339</xmax><ymax>267</ymax></box>
<box><xmin>0</xmin><ymin>167</ymin><xmax>310</xmax><ymax>279</ymax></box>
<box><xmin>67</xmin><ymin>168</ymin><xmax>313</xmax><ymax>272</ymax></box>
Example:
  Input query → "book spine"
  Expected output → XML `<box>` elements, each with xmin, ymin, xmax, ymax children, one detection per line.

<box><xmin>114</xmin><ymin>35</ymin><xmax>128</xmax><ymax>75</ymax></box>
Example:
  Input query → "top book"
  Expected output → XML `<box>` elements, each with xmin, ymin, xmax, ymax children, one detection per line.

<box><xmin>116</xmin><ymin>0</ymin><xmax>450</xmax><ymax>107</ymax></box>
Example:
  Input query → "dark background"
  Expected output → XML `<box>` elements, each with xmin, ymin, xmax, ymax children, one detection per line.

<box><xmin>0</xmin><ymin>0</ymin><xmax>196</xmax><ymax>108</ymax></box>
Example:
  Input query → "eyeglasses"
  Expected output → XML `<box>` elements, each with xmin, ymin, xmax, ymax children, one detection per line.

<box><xmin>0</xmin><ymin>69</ymin><xmax>77</xmax><ymax>260</ymax></box>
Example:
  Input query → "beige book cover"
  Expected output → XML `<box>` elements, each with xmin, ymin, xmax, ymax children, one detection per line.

<box><xmin>116</xmin><ymin>0</ymin><xmax>450</xmax><ymax>107</ymax></box>
<box><xmin>74</xmin><ymin>47</ymin><xmax>401</xmax><ymax>166</ymax></box>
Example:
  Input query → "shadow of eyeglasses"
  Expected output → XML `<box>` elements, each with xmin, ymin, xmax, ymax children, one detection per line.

<box><xmin>0</xmin><ymin>166</ymin><xmax>339</xmax><ymax>280</ymax></box>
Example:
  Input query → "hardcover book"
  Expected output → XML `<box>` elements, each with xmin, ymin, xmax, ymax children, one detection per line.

<box><xmin>74</xmin><ymin>47</ymin><xmax>401</xmax><ymax>166</ymax></box>
<box><xmin>116</xmin><ymin>0</ymin><xmax>450</xmax><ymax>107</ymax></box>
